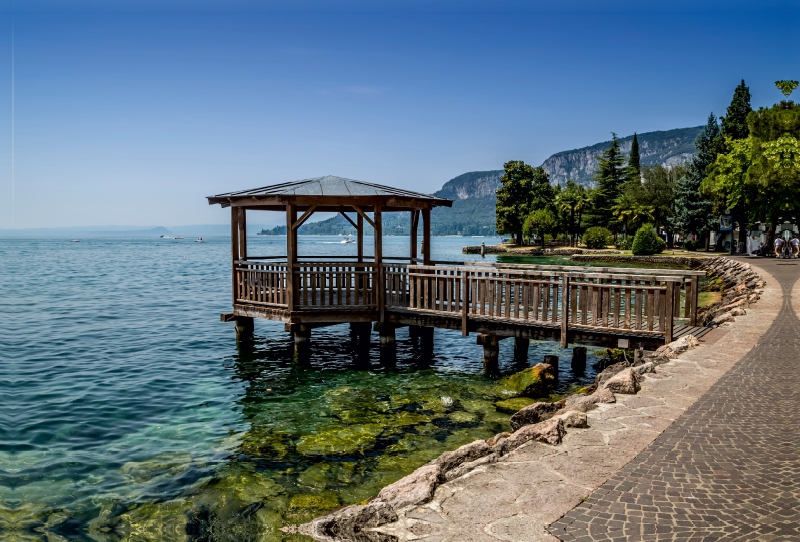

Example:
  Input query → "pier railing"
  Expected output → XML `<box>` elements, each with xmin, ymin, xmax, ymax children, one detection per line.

<box><xmin>385</xmin><ymin>264</ymin><xmax>701</xmax><ymax>343</ymax></box>
<box><xmin>234</xmin><ymin>259</ymin><xmax>701</xmax><ymax>342</ymax></box>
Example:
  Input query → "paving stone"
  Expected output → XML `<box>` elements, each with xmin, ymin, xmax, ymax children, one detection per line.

<box><xmin>550</xmin><ymin>258</ymin><xmax>800</xmax><ymax>541</ymax></box>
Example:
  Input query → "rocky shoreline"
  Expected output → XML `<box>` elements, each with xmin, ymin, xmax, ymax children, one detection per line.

<box><xmin>296</xmin><ymin>256</ymin><xmax>765</xmax><ymax>542</ymax></box>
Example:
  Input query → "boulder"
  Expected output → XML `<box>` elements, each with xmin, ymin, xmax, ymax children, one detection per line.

<box><xmin>565</xmin><ymin>387</ymin><xmax>616</xmax><ymax>409</ymax></box>
<box><xmin>497</xmin><ymin>363</ymin><xmax>557</xmax><ymax>397</ymax></box>
<box><xmin>668</xmin><ymin>334</ymin><xmax>699</xmax><ymax>354</ymax></box>
<box><xmin>712</xmin><ymin>311</ymin><xmax>735</xmax><ymax>326</ymax></box>
<box><xmin>509</xmin><ymin>401</ymin><xmax>561</xmax><ymax>431</ymax></box>
<box><xmin>376</xmin><ymin>463</ymin><xmax>442</xmax><ymax>510</ymax></box>
<box><xmin>557</xmin><ymin>410</ymin><xmax>588</xmax><ymax>428</ymax></box>
<box><xmin>731</xmin><ymin>307</ymin><xmax>746</xmax><ymax>317</ymax></box>
<box><xmin>306</xmin><ymin>500</ymin><xmax>398</xmax><ymax>542</ymax></box>
<box><xmin>594</xmin><ymin>361</ymin><xmax>630</xmax><ymax>387</ymax></box>
<box><xmin>496</xmin><ymin>417</ymin><xmax>565</xmax><ymax>455</ymax></box>
<box><xmin>435</xmin><ymin>439</ymin><xmax>492</xmax><ymax>473</ymax></box>
<box><xmin>486</xmin><ymin>432</ymin><xmax>512</xmax><ymax>447</ymax></box>
<box><xmin>494</xmin><ymin>397</ymin><xmax>537</xmax><ymax>413</ymax></box>
<box><xmin>443</xmin><ymin>453</ymin><xmax>497</xmax><ymax>482</ymax></box>
<box><xmin>603</xmin><ymin>368</ymin><xmax>641</xmax><ymax>394</ymax></box>
<box><xmin>633</xmin><ymin>362</ymin><xmax>655</xmax><ymax>375</ymax></box>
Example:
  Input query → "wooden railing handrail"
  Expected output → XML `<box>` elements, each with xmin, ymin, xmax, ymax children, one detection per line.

<box><xmin>406</xmin><ymin>264</ymin><xmax>688</xmax><ymax>283</ymax></box>
<box><xmin>466</xmin><ymin>261</ymin><xmax>706</xmax><ymax>277</ymax></box>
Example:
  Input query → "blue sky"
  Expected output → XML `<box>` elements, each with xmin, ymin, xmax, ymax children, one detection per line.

<box><xmin>0</xmin><ymin>0</ymin><xmax>797</xmax><ymax>228</ymax></box>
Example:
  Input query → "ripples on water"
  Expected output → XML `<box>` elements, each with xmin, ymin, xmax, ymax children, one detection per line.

<box><xmin>1</xmin><ymin>236</ymin><xmax>610</xmax><ymax>541</ymax></box>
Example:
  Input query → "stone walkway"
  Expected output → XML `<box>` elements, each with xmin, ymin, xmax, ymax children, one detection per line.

<box><xmin>550</xmin><ymin>258</ymin><xmax>799</xmax><ymax>541</ymax></box>
<box><xmin>373</xmin><ymin>258</ymin><xmax>785</xmax><ymax>542</ymax></box>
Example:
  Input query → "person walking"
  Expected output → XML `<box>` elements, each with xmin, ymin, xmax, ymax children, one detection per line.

<box><xmin>774</xmin><ymin>235</ymin><xmax>784</xmax><ymax>258</ymax></box>
<box><xmin>792</xmin><ymin>235</ymin><xmax>799</xmax><ymax>258</ymax></box>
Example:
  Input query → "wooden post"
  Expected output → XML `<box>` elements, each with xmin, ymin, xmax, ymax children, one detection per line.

<box><xmin>357</xmin><ymin>212</ymin><xmax>364</xmax><ymax>263</ymax></box>
<box><xmin>292</xmin><ymin>324</ymin><xmax>311</xmax><ymax>361</ymax></box>
<box><xmin>514</xmin><ymin>337</ymin><xmax>529</xmax><ymax>364</ymax></box>
<box><xmin>571</xmin><ymin>347</ymin><xmax>587</xmax><ymax>372</ymax></box>
<box><xmin>231</xmin><ymin>207</ymin><xmax>240</xmax><ymax>305</ymax></box>
<box><xmin>239</xmin><ymin>208</ymin><xmax>247</xmax><ymax>261</ymax></box>
<box><xmin>689</xmin><ymin>275</ymin><xmax>699</xmax><ymax>326</ymax></box>
<box><xmin>422</xmin><ymin>208</ymin><xmax>431</xmax><ymax>265</ymax></box>
<box><xmin>461</xmin><ymin>271</ymin><xmax>469</xmax><ymax>336</ymax></box>
<box><xmin>286</xmin><ymin>204</ymin><xmax>297</xmax><ymax>312</ymax></box>
<box><xmin>544</xmin><ymin>355</ymin><xmax>559</xmax><ymax>382</ymax></box>
<box><xmin>560</xmin><ymin>274</ymin><xmax>569</xmax><ymax>348</ymax></box>
<box><xmin>478</xmin><ymin>333</ymin><xmax>499</xmax><ymax>373</ymax></box>
<box><xmin>374</xmin><ymin>205</ymin><xmax>383</xmax><ymax>320</ymax></box>
<box><xmin>410</xmin><ymin>210</ymin><xmax>419</xmax><ymax>263</ymax></box>
<box><xmin>664</xmin><ymin>281</ymin><xmax>675</xmax><ymax>342</ymax></box>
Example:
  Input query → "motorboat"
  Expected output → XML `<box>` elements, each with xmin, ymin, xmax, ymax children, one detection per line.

<box><xmin>342</xmin><ymin>237</ymin><xmax>355</xmax><ymax>244</ymax></box>
<box><xmin>196</xmin><ymin>237</ymin><xmax>204</xmax><ymax>243</ymax></box>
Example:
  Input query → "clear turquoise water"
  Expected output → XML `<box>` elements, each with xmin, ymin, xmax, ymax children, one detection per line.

<box><xmin>1</xmin><ymin>236</ymin><xmax>616</xmax><ymax>541</ymax></box>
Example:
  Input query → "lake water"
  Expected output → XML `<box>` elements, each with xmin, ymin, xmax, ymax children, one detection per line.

<box><xmin>2</xmin><ymin>236</ymin><xmax>621</xmax><ymax>541</ymax></box>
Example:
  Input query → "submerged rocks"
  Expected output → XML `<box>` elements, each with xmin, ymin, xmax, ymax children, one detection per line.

<box><xmin>603</xmin><ymin>368</ymin><xmax>641</xmax><ymax>394</ymax></box>
<box><xmin>498</xmin><ymin>363</ymin><xmax>557</xmax><ymax>397</ymax></box>
<box><xmin>306</xmin><ymin>500</ymin><xmax>398</xmax><ymax>542</ymax></box>
<box><xmin>376</xmin><ymin>463</ymin><xmax>442</xmax><ymax>510</ymax></box>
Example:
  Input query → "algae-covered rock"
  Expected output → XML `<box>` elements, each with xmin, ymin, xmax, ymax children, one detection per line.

<box><xmin>295</xmin><ymin>424</ymin><xmax>384</xmax><ymax>456</ymax></box>
<box><xmin>297</xmin><ymin>462</ymin><xmax>358</xmax><ymax>490</ymax></box>
<box><xmin>289</xmin><ymin>493</ymin><xmax>341</xmax><ymax>510</ymax></box>
<box><xmin>495</xmin><ymin>397</ymin><xmax>537</xmax><ymax>413</ymax></box>
<box><xmin>497</xmin><ymin>363</ymin><xmax>557</xmax><ymax>397</ymax></box>
<box><xmin>449</xmin><ymin>410</ymin><xmax>479</xmax><ymax>424</ymax></box>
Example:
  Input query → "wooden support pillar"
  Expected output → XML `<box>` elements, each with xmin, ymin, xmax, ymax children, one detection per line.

<box><xmin>560</xmin><ymin>274</ymin><xmax>569</xmax><ymax>348</ymax></box>
<box><xmin>418</xmin><ymin>326</ymin><xmax>434</xmax><ymax>348</ymax></box>
<box><xmin>357</xmin><ymin>213</ymin><xmax>364</xmax><ymax>263</ymax></box>
<box><xmin>374</xmin><ymin>205</ymin><xmax>383</xmax><ymax>321</ymax></box>
<box><xmin>421</xmin><ymin>208</ymin><xmax>431</xmax><ymax>265</ymax></box>
<box><xmin>239</xmin><ymin>208</ymin><xmax>247</xmax><ymax>261</ymax></box>
<box><xmin>235</xmin><ymin>316</ymin><xmax>254</xmax><ymax>341</ymax></box>
<box><xmin>410</xmin><ymin>210</ymin><xmax>419</xmax><ymax>263</ymax></box>
<box><xmin>664</xmin><ymin>281</ymin><xmax>675</xmax><ymax>342</ymax></box>
<box><xmin>376</xmin><ymin>322</ymin><xmax>397</xmax><ymax>364</ymax></box>
<box><xmin>286</xmin><ymin>204</ymin><xmax>297</xmax><ymax>312</ymax></box>
<box><xmin>478</xmin><ymin>333</ymin><xmax>499</xmax><ymax>372</ymax></box>
<box><xmin>350</xmin><ymin>322</ymin><xmax>371</xmax><ymax>349</ymax></box>
<box><xmin>543</xmin><ymin>355</ymin><xmax>559</xmax><ymax>382</ymax></box>
<box><xmin>292</xmin><ymin>324</ymin><xmax>311</xmax><ymax>361</ymax></box>
<box><xmin>513</xmin><ymin>337</ymin><xmax>529</xmax><ymax>364</ymax></box>
<box><xmin>571</xmin><ymin>346</ymin><xmax>587</xmax><ymax>372</ymax></box>
<box><xmin>231</xmin><ymin>207</ymin><xmax>240</xmax><ymax>305</ymax></box>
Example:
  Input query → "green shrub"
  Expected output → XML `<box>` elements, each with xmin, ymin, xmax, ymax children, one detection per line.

<box><xmin>631</xmin><ymin>224</ymin><xmax>667</xmax><ymax>255</ymax></box>
<box><xmin>684</xmin><ymin>239</ymin><xmax>697</xmax><ymax>251</ymax></box>
<box><xmin>582</xmin><ymin>227</ymin><xmax>612</xmax><ymax>249</ymax></box>
<box><xmin>615</xmin><ymin>236</ymin><xmax>633</xmax><ymax>250</ymax></box>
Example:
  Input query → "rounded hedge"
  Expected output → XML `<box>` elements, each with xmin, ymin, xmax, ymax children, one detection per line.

<box><xmin>684</xmin><ymin>239</ymin><xmax>697</xmax><ymax>251</ymax></box>
<box><xmin>631</xmin><ymin>224</ymin><xmax>667</xmax><ymax>255</ymax></box>
<box><xmin>583</xmin><ymin>227</ymin><xmax>612</xmax><ymax>249</ymax></box>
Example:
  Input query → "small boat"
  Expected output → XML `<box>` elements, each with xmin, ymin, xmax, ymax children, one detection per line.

<box><xmin>174</xmin><ymin>236</ymin><xmax>184</xmax><ymax>240</ymax></box>
<box><xmin>160</xmin><ymin>235</ymin><xmax>165</xmax><ymax>238</ymax></box>
<box><xmin>70</xmin><ymin>239</ymin><xmax>80</xmax><ymax>243</ymax></box>
<box><xmin>195</xmin><ymin>237</ymin><xmax>204</xmax><ymax>243</ymax></box>
<box><xmin>341</xmin><ymin>237</ymin><xmax>355</xmax><ymax>244</ymax></box>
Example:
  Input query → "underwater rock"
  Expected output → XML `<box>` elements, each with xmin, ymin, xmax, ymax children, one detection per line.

<box><xmin>435</xmin><ymin>439</ymin><xmax>492</xmax><ymax>474</ymax></box>
<box><xmin>449</xmin><ymin>410</ymin><xmax>479</xmax><ymax>424</ymax></box>
<box><xmin>498</xmin><ymin>363</ymin><xmax>557</xmax><ymax>397</ymax></box>
<box><xmin>295</xmin><ymin>424</ymin><xmax>385</xmax><ymax>456</ymax></box>
<box><xmin>496</xmin><ymin>417</ymin><xmax>565</xmax><ymax>455</ymax></box>
<box><xmin>290</xmin><ymin>493</ymin><xmax>342</xmax><ymax>511</ymax></box>
<box><xmin>297</xmin><ymin>462</ymin><xmax>358</xmax><ymax>490</ymax></box>
<box><xmin>494</xmin><ymin>397</ymin><xmax>537</xmax><ymax>413</ymax></box>
<box><xmin>603</xmin><ymin>368</ymin><xmax>641</xmax><ymax>395</ymax></box>
<box><xmin>509</xmin><ymin>401</ymin><xmax>561</xmax><ymax>431</ymax></box>
<box><xmin>376</xmin><ymin>463</ymin><xmax>442</xmax><ymax>510</ymax></box>
<box><xmin>306</xmin><ymin>500</ymin><xmax>399</xmax><ymax>542</ymax></box>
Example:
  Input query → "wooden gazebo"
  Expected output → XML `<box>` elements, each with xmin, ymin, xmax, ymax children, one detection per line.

<box><xmin>208</xmin><ymin>175</ymin><xmax>706</xmax><ymax>366</ymax></box>
<box><xmin>207</xmin><ymin>175</ymin><xmax>453</xmax><ymax>350</ymax></box>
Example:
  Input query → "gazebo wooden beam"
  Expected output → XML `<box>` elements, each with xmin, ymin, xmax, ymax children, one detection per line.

<box><xmin>292</xmin><ymin>205</ymin><xmax>317</xmax><ymax>230</ymax></box>
<box><xmin>351</xmin><ymin>205</ymin><xmax>375</xmax><ymax>228</ymax></box>
<box><xmin>340</xmin><ymin>211</ymin><xmax>358</xmax><ymax>229</ymax></box>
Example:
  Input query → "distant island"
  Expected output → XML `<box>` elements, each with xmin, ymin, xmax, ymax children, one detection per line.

<box><xmin>257</xmin><ymin>126</ymin><xmax>702</xmax><ymax>237</ymax></box>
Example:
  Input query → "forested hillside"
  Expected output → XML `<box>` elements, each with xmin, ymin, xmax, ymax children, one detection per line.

<box><xmin>259</xmin><ymin>126</ymin><xmax>701</xmax><ymax>236</ymax></box>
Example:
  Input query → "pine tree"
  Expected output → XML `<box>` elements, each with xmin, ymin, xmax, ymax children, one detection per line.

<box><xmin>671</xmin><ymin>114</ymin><xmax>718</xmax><ymax>240</ymax></box>
<box><xmin>496</xmin><ymin>161</ymin><xmax>534</xmax><ymax>245</ymax></box>
<box><xmin>720</xmin><ymin>80</ymin><xmax>752</xmax><ymax>141</ymax></box>
<box><xmin>589</xmin><ymin>133</ymin><xmax>627</xmax><ymax>233</ymax></box>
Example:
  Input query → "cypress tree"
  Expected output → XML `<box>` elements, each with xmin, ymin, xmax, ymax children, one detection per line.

<box><xmin>720</xmin><ymin>80</ymin><xmax>752</xmax><ymax>141</ymax></box>
<box><xmin>671</xmin><ymin>114</ymin><xmax>718</xmax><ymax>242</ymax></box>
<box><xmin>589</xmin><ymin>133</ymin><xmax>627</xmax><ymax>232</ymax></box>
<box><xmin>628</xmin><ymin>132</ymin><xmax>641</xmax><ymax>175</ymax></box>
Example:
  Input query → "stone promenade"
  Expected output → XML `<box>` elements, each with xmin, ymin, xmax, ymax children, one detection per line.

<box><xmin>550</xmin><ymin>258</ymin><xmax>798</xmax><ymax>541</ymax></box>
<box><xmin>376</xmin><ymin>258</ymin><xmax>788</xmax><ymax>542</ymax></box>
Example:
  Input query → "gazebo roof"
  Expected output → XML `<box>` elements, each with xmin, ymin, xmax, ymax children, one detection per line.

<box><xmin>207</xmin><ymin>175</ymin><xmax>452</xmax><ymax>211</ymax></box>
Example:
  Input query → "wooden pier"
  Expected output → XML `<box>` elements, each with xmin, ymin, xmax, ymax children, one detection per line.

<box><xmin>209</xmin><ymin>176</ymin><xmax>707</xmax><ymax>365</ymax></box>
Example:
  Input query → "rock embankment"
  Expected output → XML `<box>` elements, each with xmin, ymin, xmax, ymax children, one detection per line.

<box><xmin>462</xmin><ymin>245</ymin><xmax>621</xmax><ymax>256</ymax></box>
<box><xmin>693</xmin><ymin>256</ymin><xmax>766</xmax><ymax>326</ymax></box>
<box><xmin>299</xmin><ymin>328</ymin><xmax>726</xmax><ymax>541</ymax></box>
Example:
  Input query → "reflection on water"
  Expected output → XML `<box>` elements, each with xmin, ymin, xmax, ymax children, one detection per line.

<box><xmin>1</xmin><ymin>236</ymin><xmax>614</xmax><ymax>541</ymax></box>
